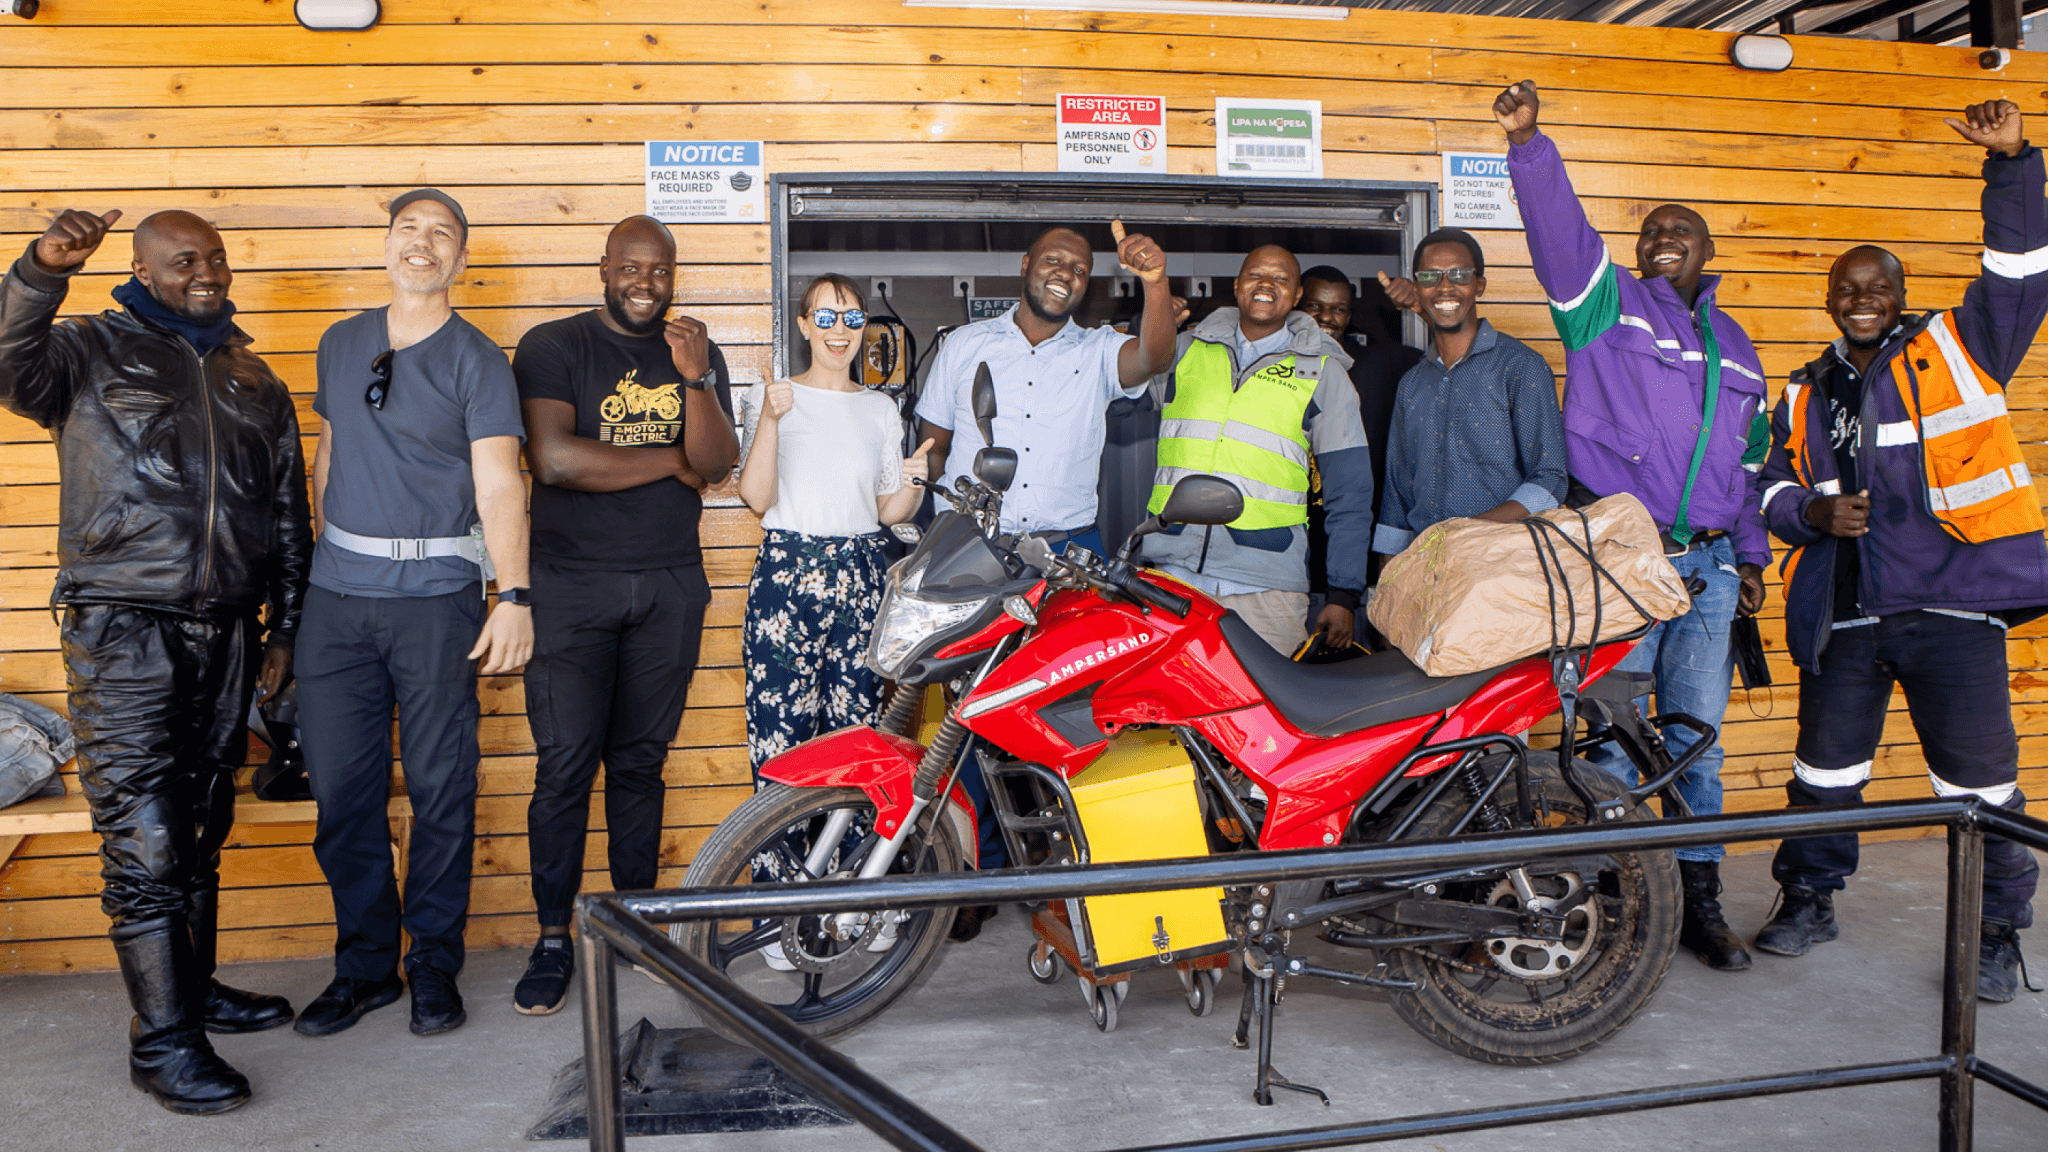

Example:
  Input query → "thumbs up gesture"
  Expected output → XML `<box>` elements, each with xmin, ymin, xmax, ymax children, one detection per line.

<box><xmin>903</xmin><ymin>437</ymin><xmax>937</xmax><ymax>487</ymax></box>
<box><xmin>763</xmin><ymin>379</ymin><xmax>795</xmax><ymax>422</ymax></box>
<box><xmin>34</xmin><ymin>208</ymin><xmax>122</xmax><ymax>273</ymax></box>
<box><xmin>1378</xmin><ymin>270</ymin><xmax>1421</xmax><ymax>313</ymax></box>
<box><xmin>1111</xmin><ymin>219</ymin><xmax>1167</xmax><ymax>285</ymax></box>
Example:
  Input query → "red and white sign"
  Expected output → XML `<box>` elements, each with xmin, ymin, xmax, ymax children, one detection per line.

<box><xmin>1056</xmin><ymin>94</ymin><xmax>1166</xmax><ymax>173</ymax></box>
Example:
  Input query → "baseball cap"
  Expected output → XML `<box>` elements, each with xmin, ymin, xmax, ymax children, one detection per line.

<box><xmin>387</xmin><ymin>188</ymin><xmax>468</xmax><ymax>243</ymax></box>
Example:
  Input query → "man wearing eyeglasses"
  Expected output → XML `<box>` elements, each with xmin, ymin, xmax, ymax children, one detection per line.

<box><xmin>0</xmin><ymin>208</ymin><xmax>310</xmax><ymax>1114</ymax></box>
<box><xmin>505</xmin><ymin>215</ymin><xmax>737</xmax><ymax>1015</ymax></box>
<box><xmin>1500</xmin><ymin>81</ymin><xmax>1770</xmax><ymax>973</ymax></box>
<box><xmin>1371</xmin><ymin>229</ymin><xmax>1567</xmax><ymax>557</ymax></box>
<box><xmin>294</xmin><ymin>189</ymin><xmax>531</xmax><ymax>1039</ymax></box>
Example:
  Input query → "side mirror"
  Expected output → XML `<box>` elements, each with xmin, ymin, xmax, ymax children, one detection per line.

<box><xmin>1159</xmin><ymin>474</ymin><xmax>1243</xmax><ymax>526</ymax></box>
<box><xmin>971</xmin><ymin>362</ymin><xmax>998</xmax><ymax>446</ymax></box>
<box><xmin>972</xmin><ymin>446</ymin><xmax>1017</xmax><ymax>493</ymax></box>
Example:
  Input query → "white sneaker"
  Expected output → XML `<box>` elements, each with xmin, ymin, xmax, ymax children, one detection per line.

<box><xmin>761</xmin><ymin>940</ymin><xmax>797</xmax><ymax>972</ymax></box>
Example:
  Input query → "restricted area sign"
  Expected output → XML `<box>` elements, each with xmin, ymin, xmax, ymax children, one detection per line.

<box><xmin>1056</xmin><ymin>94</ymin><xmax>1165</xmax><ymax>173</ymax></box>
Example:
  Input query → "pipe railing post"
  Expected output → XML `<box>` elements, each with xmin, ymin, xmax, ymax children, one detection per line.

<box><xmin>1939</xmin><ymin>812</ymin><xmax>1986</xmax><ymax>1152</ymax></box>
<box><xmin>577</xmin><ymin>902</ymin><xmax>625</xmax><ymax>1152</ymax></box>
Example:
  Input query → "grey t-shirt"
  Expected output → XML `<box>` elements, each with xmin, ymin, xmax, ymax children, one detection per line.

<box><xmin>310</xmin><ymin>307</ymin><xmax>525</xmax><ymax>598</ymax></box>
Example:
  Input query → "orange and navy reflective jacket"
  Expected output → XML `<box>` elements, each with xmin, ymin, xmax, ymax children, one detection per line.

<box><xmin>1757</xmin><ymin>146</ymin><xmax>2048</xmax><ymax>671</ymax></box>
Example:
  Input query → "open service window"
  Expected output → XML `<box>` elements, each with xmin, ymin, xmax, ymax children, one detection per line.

<box><xmin>769</xmin><ymin>173</ymin><xmax>1434</xmax><ymax>545</ymax></box>
<box><xmin>769</xmin><ymin>172</ymin><xmax>1435</xmax><ymax>386</ymax></box>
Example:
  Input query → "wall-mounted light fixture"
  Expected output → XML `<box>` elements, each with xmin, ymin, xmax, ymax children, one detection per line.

<box><xmin>1730</xmin><ymin>34</ymin><xmax>1794</xmax><ymax>71</ymax></box>
<box><xmin>4</xmin><ymin>0</ymin><xmax>40</xmax><ymax>20</ymax></box>
<box><xmin>1981</xmin><ymin>47</ymin><xmax>2013</xmax><ymax>71</ymax></box>
<box><xmin>295</xmin><ymin>0</ymin><xmax>381</xmax><ymax>30</ymax></box>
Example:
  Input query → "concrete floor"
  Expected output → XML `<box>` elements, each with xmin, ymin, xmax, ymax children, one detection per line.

<box><xmin>3</xmin><ymin>840</ymin><xmax>2047</xmax><ymax>1152</ymax></box>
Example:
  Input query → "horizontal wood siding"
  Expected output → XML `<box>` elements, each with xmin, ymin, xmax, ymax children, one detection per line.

<box><xmin>3</xmin><ymin>1</ymin><xmax>2044</xmax><ymax>971</ymax></box>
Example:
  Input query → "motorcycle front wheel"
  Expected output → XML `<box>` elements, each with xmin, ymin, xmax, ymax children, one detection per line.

<box><xmin>669</xmin><ymin>783</ymin><xmax>963</xmax><ymax>1042</ymax></box>
<box><xmin>1382</xmin><ymin>756</ymin><xmax>1680</xmax><ymax>1065</ymax></box>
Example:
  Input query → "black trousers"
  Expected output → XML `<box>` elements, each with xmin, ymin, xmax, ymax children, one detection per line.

<box><xmin>63</xmin><ymin>605</ymin><xmax>252</xmax><ymax>952</ymax></box>
<box><xmin>525</xmin><ymin>560</ymin><xmax>709</xmax><ymax>928</ymax></box>
<box><xmin>1773</xmin><ymin>610</ymin><xmax>2039</xmax><ymax>928</ymax></box>
<box><xmin>297</xmin><ymin>586</ymin><xmax>485</xmax><ymax>979</ymax></box>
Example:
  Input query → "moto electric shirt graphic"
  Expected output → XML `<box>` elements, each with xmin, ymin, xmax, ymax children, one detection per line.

<box><xmin>514</xmin><ymin>310</ymin><xmax>735</xmax><ymax>571</ymax></box>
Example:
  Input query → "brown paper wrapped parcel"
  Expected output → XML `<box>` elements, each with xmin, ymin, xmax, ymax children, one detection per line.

<box><xmin>1367</xmin><ymin>493</ymin><xmax>1693</xmax><ymax>677</ymax></box>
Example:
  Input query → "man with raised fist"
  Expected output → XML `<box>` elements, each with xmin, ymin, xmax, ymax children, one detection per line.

<box><xmin>1755</xmin><ymin>101</ymin><xmax>2048</xmax><ymax>1001</ymax></box>
<box><xmin>0</xmin><ymin>207</ymin><xmax>311</xmax><ymax>1114</ymax></box>
<box><xmin>1499</xmin><ymin>79</ymin><xmax>1772</xmax><ymax>974</ymax></box>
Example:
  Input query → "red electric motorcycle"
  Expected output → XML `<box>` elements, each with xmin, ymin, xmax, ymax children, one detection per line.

<box><xmin>675</xmin><ymin>377</ymin><xmax>1703</xmax><ymax>1100</ymax></box>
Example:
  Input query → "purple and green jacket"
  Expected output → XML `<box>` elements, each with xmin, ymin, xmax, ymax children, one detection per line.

<box><xmin>1507</xmin><ymin>131</ymin><xmax>1772</xmax><ymax>569</ymax></box>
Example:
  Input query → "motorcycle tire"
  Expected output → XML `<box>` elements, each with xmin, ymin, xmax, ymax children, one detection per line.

<box><xmin>669</xmin><ymin>783</ymin><xmax>963</xmax><ymax>1042</ymax></box>
<box><xmin>1382</xmin><ymin>756</ymin><xmax>1680</xmax><ymax>1066</ymax></box>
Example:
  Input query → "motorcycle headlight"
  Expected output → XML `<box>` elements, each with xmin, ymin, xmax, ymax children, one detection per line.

<box><xmin>867</xmin><ymin>570</ymin><xmax>990</xmax><ymax>680</ymax></box>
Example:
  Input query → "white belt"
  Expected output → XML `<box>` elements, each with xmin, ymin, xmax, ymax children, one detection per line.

<box><xmin>322</xmin><ymin>522</ymin><xmax>495</xmax><ymax>584</ymax></box>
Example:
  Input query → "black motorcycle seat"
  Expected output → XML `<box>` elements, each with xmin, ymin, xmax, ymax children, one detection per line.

<box><xmin>1217</xmin><ymin>612</ymin><xmax>1505</xmax><ymax>738</ymax></box>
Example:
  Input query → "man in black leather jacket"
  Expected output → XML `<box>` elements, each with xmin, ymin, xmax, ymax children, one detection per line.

<box><xmin>0</xmin><ymin>207</ymin><xmax>313</xmax><ymax>1115</ymax></box>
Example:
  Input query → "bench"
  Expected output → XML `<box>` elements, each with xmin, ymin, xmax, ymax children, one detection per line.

<box><xmin>0</xmin><ymin>790</ymin><xmax>416</xmax><ymax>872</ymax></box>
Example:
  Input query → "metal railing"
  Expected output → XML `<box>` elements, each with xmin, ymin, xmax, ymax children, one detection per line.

<box><xmin>574</xmin><ymin>798</ymin><xmax>2048</xmax><ymax>1152</ymax></box>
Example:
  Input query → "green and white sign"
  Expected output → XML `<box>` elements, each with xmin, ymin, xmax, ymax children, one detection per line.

<box><xmin>1215</xmin><ymin>98</ymin><xmax>1322</xmax><ymax>179</ymax></box>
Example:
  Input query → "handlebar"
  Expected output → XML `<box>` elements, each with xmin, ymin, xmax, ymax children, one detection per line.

<box><xmin>1114</xmin><ymin>566</ymin><xmax>1190</xmax><ymax>616</ymax></box>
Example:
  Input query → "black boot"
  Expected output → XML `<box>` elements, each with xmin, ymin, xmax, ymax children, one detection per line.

<box><xmin>112</xmin><ymin>918</ymin><xmax>252</xmax><ymax>1116</ymax></box>
<box><xmin>1978</xmin><ymin>919</ymin><xmax>2041</xmax><ymax>1003</ymax></box>
<box><xmin>1754</xmin><ymin>884</ymin><xmax>1838</xmax><ymax>957</ymax></box>
<box><xmin>1678</xmin><ymin>860</ymin><xmax>1752</xmax><ymax>971</ymax></box>
<box><xmin>190</xmin><ymin>885</ymin><xmax>293</xmax><ymax>1034</ymax></box>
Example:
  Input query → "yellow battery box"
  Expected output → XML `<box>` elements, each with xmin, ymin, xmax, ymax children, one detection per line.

<box><xmin>1068</xmin><ymin>731</ymin><xmax>1232</xmax><ymax>974</ymax></box>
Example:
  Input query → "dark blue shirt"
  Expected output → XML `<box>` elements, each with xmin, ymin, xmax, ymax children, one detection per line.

<box><xmin>1373</xmin><ymin>319</ymin><xmax>1568</xmax><ymax>553</ymax></box>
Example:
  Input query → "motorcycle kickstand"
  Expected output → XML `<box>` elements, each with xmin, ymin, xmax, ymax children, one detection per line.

<box><xmin>1230</xmin><ymin>964</ymin><xmax>1256</xmax><ymax>1050</ymax></box>
<box><xmin>1249</xmin><ymin>970</ymin><xmax>1328</xmax><ymax>1108</ymax></box>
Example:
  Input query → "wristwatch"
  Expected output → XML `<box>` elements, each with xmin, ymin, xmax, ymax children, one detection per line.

<box><xmin>497</xmin><ymin>586</ymin><xmax>532</xmax><ymax>607</ymax></box>
<box><xmin>683</xmin><ymin>368</ymin><xmax>718</xmax><ymax>392</ymax></box>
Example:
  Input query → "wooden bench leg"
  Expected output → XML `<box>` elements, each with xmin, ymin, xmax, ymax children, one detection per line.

<box><xmin>389</xmin><ymin>815</ymin><xmax>412</xmax><ymax>890</ymax></box>
<box><xmin>0</xmin><ymin>835</ymin><xmax>22</xmax><ymax>870</ymax></box>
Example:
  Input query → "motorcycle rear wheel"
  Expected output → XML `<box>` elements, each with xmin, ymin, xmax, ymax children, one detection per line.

<box><xmin>1382</xmin><ymin>757</ymin><xmax>1680</xmax><ymax>1065</ymax></box>
<box><xmin>669</xmin><ymin>783</ymin><xmax>963</xmax><ymax>1042</ymax></box>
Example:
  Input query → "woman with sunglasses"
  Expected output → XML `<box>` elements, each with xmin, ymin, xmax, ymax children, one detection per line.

<box><xmin>736</xmin><ymin>274</ymin><xmax>931</xmax><ymax>775</ymax></box>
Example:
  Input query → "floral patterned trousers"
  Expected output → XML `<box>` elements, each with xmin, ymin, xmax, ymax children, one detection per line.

<box><xmin>743</xmin><ymin>530</ymin><xmax>890</xmax><ymax>775</ymax></box>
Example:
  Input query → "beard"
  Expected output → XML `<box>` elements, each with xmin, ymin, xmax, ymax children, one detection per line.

<box><xmin>1023</xmin><ymin>281</ymin><xmax>1082</xmax><ymax>324</ymax></box>
<box><xmin>605</xmin><ymin>288</ymin><xmax>670</xmax><ymax>336</ymax></box>
<box><xmin>1840</xmin><ymin>327</ymin><xmax>1889</xmax><ymax>351</ymax></box>
<box><xmin>165</xmin><ymin>291</ymin><xmax>226</xmax><ymax>321</ymax></box>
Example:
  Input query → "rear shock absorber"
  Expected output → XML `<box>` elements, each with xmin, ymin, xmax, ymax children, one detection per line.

<box><xmin>1455</xmin><ymin>757</ymin><xmax>1511</xmax><ymax>834</ymax></box>
<box><xmin>876</xmin><ymin>681</ymin><xmax>923</xmax><ymax>737</ymax></box>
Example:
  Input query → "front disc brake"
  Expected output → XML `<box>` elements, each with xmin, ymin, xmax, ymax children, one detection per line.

<box><xmin>778</xmin><ymin>869</ymin><xmax>886</xmax><ymax>973</ymax></box>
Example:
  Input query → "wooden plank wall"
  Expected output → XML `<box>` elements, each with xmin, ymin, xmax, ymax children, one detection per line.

<box><xmin>4</xmin><ymin>0</ymin><xmax>2047</xmax><ymax>973</ymax></box>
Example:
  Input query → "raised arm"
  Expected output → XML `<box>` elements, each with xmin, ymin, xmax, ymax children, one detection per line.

<box><xmin>1498</xmin><ymin>84</ymin><xmax>1621</xmax><ymax>349</ymax></box>
<box><xmin>1945</xmin><ymin>100</ymin><xmax>2048</xmax><ymax>383</ymax></box>
<box><xmin>1111</xmin><ymin>220</ymin><xmax>1178</xmax><ymax>387</ymax></box>
<box><xmin>667</xmin><ymin>318</ymin><xmax>740</xmax><ymax>482</ymax></box>
<box><xmin>0</xmin><ymin>209</ymin><xmax>121</xmax><ymax>427</ymax></box>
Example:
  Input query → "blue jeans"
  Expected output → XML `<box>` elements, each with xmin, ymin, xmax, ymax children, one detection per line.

<box><xmin>1586</xmin><ymin>536</ymin><xmax>1740</xmax><ymax>864</ymax></box>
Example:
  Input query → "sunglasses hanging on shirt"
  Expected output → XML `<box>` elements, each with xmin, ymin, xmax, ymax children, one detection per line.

<box><xmin>365</xmin><ymin>350</ymin><xmax>394</xmax><ymax>410</ymax></box>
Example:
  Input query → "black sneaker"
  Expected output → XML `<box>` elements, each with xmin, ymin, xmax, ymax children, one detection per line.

<box><xmin>514</xmin><ymin>936</ymin><xmax>575</xmax><ymax>1016</ymax></box>
<box><xmin>1978</xmin><ymin>919</ymin><xmax>2040</xmax><ymax>1003</ymax></box>
<box><xmin>1754</xmin><ymin>884</ymin><xmax>1838</xmax><ymax>957</ymax></box>
<box><xmin>408</xmin><ymin>966</ymin><xmax>466</xmax><ymax>1035</ymax></box>
<box><xmin>293</xmin><ymin>972</ymin><xmax>404</xmax><ymax>1037</ymax></box>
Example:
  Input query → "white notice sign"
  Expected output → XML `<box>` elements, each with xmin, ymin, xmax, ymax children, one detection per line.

<box><xmin>1441</xmin><ymin>152</ymin><xmax>1522</xmax><ymax>230</ymax></box>
<box><xmin>1057</xmin><ymin>94</ymin><xmax>1165</xmax><ymax>172</ymax></box>
<box><xmin>646</xmin><ymin>140</ymin><xmax>765</xmax><ymax>223</ymax></box>
<box><xmin>1215</xmin><ymin>98</ymin><xmax>1322</xmax><ymax>179</ymax></box>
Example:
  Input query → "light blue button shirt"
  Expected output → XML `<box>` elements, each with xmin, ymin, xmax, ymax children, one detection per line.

<box><xmin>914</xmin><ymin>306</ymin><xmax>1138</xmax><ymax>535</ymax></box>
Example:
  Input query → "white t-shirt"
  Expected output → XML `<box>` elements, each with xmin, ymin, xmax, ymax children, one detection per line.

<box><xmin>739</xmin><ymin>380</ymin><xmax>905</xmax><ymax>536</ymax></box>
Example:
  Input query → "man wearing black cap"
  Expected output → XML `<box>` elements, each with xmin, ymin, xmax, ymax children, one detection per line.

<box><xmin>294</xmin><ymin>188</ymin><xmax>532</xmax><ymax>1038</ymax></box>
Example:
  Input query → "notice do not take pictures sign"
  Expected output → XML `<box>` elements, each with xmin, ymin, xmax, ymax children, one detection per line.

<box><xmin>1057</xmin><ymin>94</ymin><xmax>1166</xmax><ymax>172</ymax></box>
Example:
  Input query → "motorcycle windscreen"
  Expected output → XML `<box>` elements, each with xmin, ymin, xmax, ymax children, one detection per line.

<box><xmin>1068</xmin><ymin>731</ymin><xmax>1231</xmax><ymax>975</ymax></box>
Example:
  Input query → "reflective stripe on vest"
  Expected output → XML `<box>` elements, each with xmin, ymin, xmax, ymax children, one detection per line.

<box><xmin>1899</xmin><ymin>312</ymin><xmax>2043</xmax><ymax>543</ymax></box>
<box><xmin>1149</xmin><ymin>341</ymin><xmax>1319</xmax><ymax>530</ymax></box>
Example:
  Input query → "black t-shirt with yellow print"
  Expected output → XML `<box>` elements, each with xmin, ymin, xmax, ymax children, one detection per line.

<box><xmin>513</xmin><ymin>309</ymin><xmax>735</xmax><ymax>571</ymax></box>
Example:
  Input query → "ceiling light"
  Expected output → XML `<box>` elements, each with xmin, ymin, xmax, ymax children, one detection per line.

<box><xmin>1730</xmin><ymin>34</ymin><xmax>1793</xmax><ymax>71</ymax></box>
<box><xmin>295</xmin><ymin>0</ymin><xmax>381</xmax><ymax>30</ymax></box>
<box><xmin>904</xmin><ymin>0</ymin><xmax>1348</xmax><ymax>20</ymax></box>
